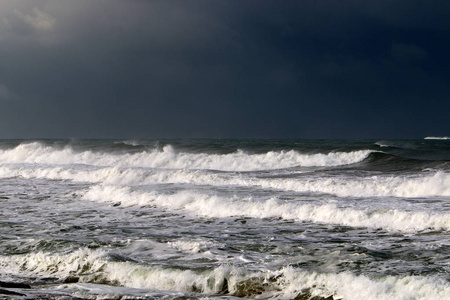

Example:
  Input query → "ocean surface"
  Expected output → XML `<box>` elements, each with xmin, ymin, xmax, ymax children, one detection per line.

<box><xmin>0</xmin><ymin>139</ymin><xmax>449</xmax><ymax>299</ymax></box>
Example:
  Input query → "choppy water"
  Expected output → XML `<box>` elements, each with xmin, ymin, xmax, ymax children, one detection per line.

<box><xmin>0</xmin><ymin>139</ymin><xmax>449</xmax><ymax>299</ymax></box>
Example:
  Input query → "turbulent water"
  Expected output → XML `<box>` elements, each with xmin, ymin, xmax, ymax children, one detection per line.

<box><xmin>0</xmin><ymin>139</ymin><xmax>449</xmax><ymax>299</ymax></box>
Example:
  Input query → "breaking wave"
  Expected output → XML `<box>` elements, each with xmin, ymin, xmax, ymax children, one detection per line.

<box><xmin>0</xmin><ymin>142</ymin><xmax>372</xmax><ymax>171</ymax></box>
<box><xmin>1</xmin><ymin>163</ymin><xmax>449</xmax><ymax>199</ymax></box>
<box><xmin>424</xmin><ymin>137</ymin><xmax>450</xmax><ymax>140</ymax></box>
<box><xmin>82</xmin><ymin>186</ymin><xmax>450</xmax><ymax>232</ymax></box>
<box><xmin>1</xmin><ymin>139</ymin><xmax>449</xmax><ymax>299</ymax></box>
<box><xmin>1</xmin><ymin>248</ymin><xmax>448</xmax><ymax>300</ymax></box>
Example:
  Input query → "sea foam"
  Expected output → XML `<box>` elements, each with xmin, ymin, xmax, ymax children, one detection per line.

<box><xmin>0</xmin><ymin>142</ymin><xmax>372</xmax><ymax>171</ymax></box>
<box><xmin>83</xmin><ymin>186</ymin><xmax>450</xmax><ymax>232</ymax></box>
<box><xmin>1</xmin><ymin>163</ymin><xmax>449</xmax><ymax>199</ymax></box>
<box><xmin>1</xmin><ymin>249</ymin><xmax>448</xmax><ymax>300</ymax></box>
<box><xmin>424</xmin><ymin>136</ymin><xmax>450</xmax><ymax>140</ymax></box>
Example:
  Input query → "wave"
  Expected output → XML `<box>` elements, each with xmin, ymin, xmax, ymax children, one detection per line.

<box><xmin>1</xmin><ymin>162</ymin><xmax>450</xmax><ymax>199</ymax></box>
<box><xmin>353</xmin><ymin>152</ymin><xmax>443</xmax><ymax>171</ymax></box>
<box><xmin>82</xmin><ymin>186</ymin><xmax>450</xmax><ymax>232</ymax></box>
<box><xmin>425</xmin><ymin>137</ymin><xmax>450</xmax><ymax>140</ymax></box>
<box><xmin>0</xmin><ymin>142</ymin><xmax>372</xmax><ymax>171</ymax></box>
<box><xmin>1</xmin><ymin>249</ymin><xmax>448</xmax><ymax>299</ymax></box>
<box><xmin>375</xmin><ymin>142</ymin><xmax>391</xmax><ymax>148</ymax></box>
<box><xmin>115</xmin><ymin>139</ymin><xmax>144</xmax><ymax>146</ymax></box>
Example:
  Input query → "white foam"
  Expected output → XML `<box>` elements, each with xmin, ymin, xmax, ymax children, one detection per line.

<box><xmin>424</xmin><ymin>136</ymin><xmax>450</xmax><ymax>140</ymax></box>
<box><xmin>118</xmin><ymin>140</ymin><xmax>143</xmax><ymax>146</ymax></box>
<box><xmin>375</xmin><ymin>142</ymin><xmax>390</xmax><ymax>147</ymax></box>
<box><xmin>279</xmin><ymin>266</ymin><xmax>450</xmax><ymax>300</ymax></box>
<box><xmin>1</xmin><ymin>162</ymin><xmax>450</xmax><ymax>199</ymax></box>
<box><xmin>0</xmin><ymin>249</ymin><xmax>240</xmax><ymax>294</ymax></box>
<box><xmin>259</xmin><ymin>171</ymin><xmax>450</xmax><ymax>198</ymax></box>
<box><xmin>83</xmin><ymin>186</ymin><xmax>450</xmax><ymax>232</ymax></box>
<box><xmin>1</xmin><ymin>249</ymin><xmax>448</xmax><ymax>299</ymax></box>
<box><xmin>168</xmin><ymin>239</ymin><xmax>223</xmax><ymax>254</ymax></box>
<box><xmin>0</xmin><ymin>248</ymin><xmax>107</xmax><ymax>281</ymax></box>
<box><xmin>0</xmin><ymin>142</ymin><xmax>372</xmax><ymax>171</ymax></box>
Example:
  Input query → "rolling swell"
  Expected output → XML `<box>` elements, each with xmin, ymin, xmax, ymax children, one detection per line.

<box><xmin>350</xmin><ymin>151</ymin><xmax>449</xmax><ymax>172</ymax></box>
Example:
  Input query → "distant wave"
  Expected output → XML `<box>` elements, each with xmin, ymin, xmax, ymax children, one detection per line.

<box><xmin>375</xmin><ymin>142</ymin><xmax>390</xmax><ymax>148</ymax></box>
<box><xmin>374</xmin><ymin>140</ymin><xmax>420</xmax><ymax>150</ymax></box>
<box><xmin>374</xmin><ymin>141</ymin><xmax>405</xmax><ymax>149</ymax></box>
<box><xmin>119</xmin><ymin>140</ymin><xmax>142</xmax><ymax>146</ymax></box>
<box><xmin>356</xmin><ymin>151</ymin><xmax>434</xmax><ymax>169</ymax></box>
<box><xmin>0</xmin><ymin>142</ymin><xmax>372</xmax><ymax>171</ymax></box>
<box><xmin>424</xmin><ymin>136</ymin><xmax>450</xmax><ymax>140</ymax></box>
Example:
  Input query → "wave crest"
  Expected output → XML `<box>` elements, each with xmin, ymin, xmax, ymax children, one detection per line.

<box><xmin>1</xmin><ymin>249</ymin><xmax>448</xmax><ymax>300</ymax></box>
<box><xmin>424</xmin><ymin>137</ymin><xmax>450</xmax><ymax>140</ymax></box>
<box><xmin>0</xmin><ymin>142</ymin><xmax>372</xmax><ymax>171</ymax></box>
<box><xmin>1</xmin><ymin>164</ymin><xmax>450</xmax><ymax>199</ymax></box>
<box><xmin>83</xmin><ymin>186</ymin><xmax>450</xmax><ymax>232</ymax></box>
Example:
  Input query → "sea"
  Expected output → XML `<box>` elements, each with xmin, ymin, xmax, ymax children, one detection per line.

<box><xmin>0</xmin><ymin>138</ymin><xmax>449</xmax><ymax>299</ymax></box>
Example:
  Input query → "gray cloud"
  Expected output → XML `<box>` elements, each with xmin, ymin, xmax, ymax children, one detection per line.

<box><xmin>0</xmin><ymin>83</ymin><xmax>17</xmax><ymax>101</ymax></box>
<box><xmin>0</xmin><ymin>0</ymin><xmax>449</xmax><ymax>138</ymax></box>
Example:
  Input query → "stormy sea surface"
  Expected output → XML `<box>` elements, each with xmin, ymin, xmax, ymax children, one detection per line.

<box><xmin>0</xmin><ymin>139</ymin><xmax>449</xmax><ymax>299</ymax></box>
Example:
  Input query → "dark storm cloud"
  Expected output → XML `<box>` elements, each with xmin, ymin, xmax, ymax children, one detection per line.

<box><xmin>0</xmin><ymin>0</ymin><xmax>449</xmax><ymax>138</ymax></box>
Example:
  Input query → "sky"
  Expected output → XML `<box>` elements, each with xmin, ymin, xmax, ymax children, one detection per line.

<box><xmin>0</xmin><ymin>0</ymin><xmax>449</xmax><ymax>139</ymax></box>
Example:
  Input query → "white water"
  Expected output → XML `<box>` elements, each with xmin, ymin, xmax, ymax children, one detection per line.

<box><xmin>82</xmin><ymin>185</ymin><xmax>450</xmax><ymax>232</ymax></box>
<box><xmin>424</xmin><ymin>137</ymin><xmax>450</xmax><ymax>140</ymax></box>
<box><xmin>1</xmin><ymin>148</ymin><xmax>449</xmax><ymax>233</ymax></box>
<box><xmin>1</xmin><ymin>164</ymin><xmax>449</xmax><ymax>198</ymax></box>
<box><xmin>1</xmin><ymin>249</ymin><xmax>448</xmax><ymax>300</ymax></box>
<box><xmin>0</xmin><ymin>142</ymin><xmax>372</xmax><ymax>171</ymax></box>
<box><xmin>1</xmin><ymin>140</ymin><xmax>449</xmax><ymax>299</ymax></box>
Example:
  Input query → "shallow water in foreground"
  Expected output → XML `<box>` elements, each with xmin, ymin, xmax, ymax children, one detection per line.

<box><xmin>0</xmin><ymin>139</ymin><xmax>449</xmax><ymax>299</ymax></box>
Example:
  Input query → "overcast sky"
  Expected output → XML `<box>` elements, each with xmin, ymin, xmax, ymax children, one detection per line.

<box><xmin>0</xmin><ymin>0</ymin><xmax>449</xmax><ymax>139</ymax></box>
